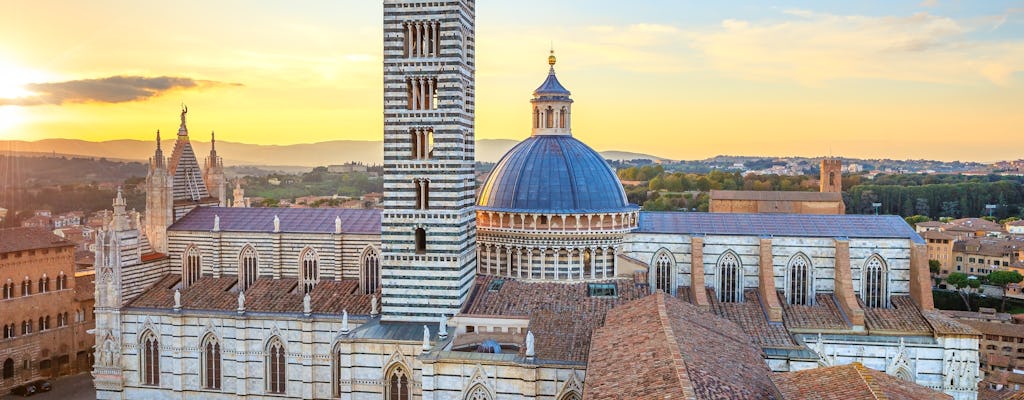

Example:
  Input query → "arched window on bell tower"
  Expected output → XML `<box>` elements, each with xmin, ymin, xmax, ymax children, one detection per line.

<box><xmin>545</xmin><ymin>106</ymin><xmax>554</xmax><ymax>128</ymax></box>
<box><xmin>559</xmin><ymin>106</ymin><xmax>567</xmax><ymax>128</ymax></box>
<box><xmin>414</xmin><ymin>228</ymin><xmax>427</xmax><ymax>254</ymax></box>
<box><xmin>533</xmin><ymin>107</ymin><xmax>540</xmax><ymax>129</ymax></box>
<box><xmin>415</xmin><ymin>179</ymin><xmax>430</xmax><ymax>210</ymax></box>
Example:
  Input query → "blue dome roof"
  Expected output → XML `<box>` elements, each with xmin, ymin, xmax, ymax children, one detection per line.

<box><xmin>534</xmin><ymin>69</ymin><xmax>571</xmax><ymax>98</ymax></box>
<box><xmin>477</xmin><ymin>135</ymin><xmax>634</xmax><ymax>212</ymax></box>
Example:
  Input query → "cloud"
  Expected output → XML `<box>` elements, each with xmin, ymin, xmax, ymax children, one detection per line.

<box><xmin>919</xmin><ymin>0</ymin><xmax>938</xmax><ymax>8</ymax></box>
<box><xmin>684</xmin><ymin>10</ymin><xmax>1024</xmax><ymax>85</ymax></box>
<box><xmin>0</xmin><ymin>75</ymin><xmax>241</xmax><ymax>106</ymax></box>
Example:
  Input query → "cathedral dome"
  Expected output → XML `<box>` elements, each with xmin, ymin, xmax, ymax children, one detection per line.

<box><xmin>477</xmin><ymin>135</ymin><xmax>632</xmax><ymax>212</ymax></box>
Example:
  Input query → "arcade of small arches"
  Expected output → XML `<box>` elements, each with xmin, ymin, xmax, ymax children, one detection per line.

<box><xmin>532</xmin><ymin>105</ymin><xmax>570</xmax><ymax>130</ymax></box>
<box><xmin>476</xmin><ymin>210</ymin><xmax>638</xmax><ymax>233</ymax></box>
<box><xmin>178</xmin><ymin>244</ymin><xmax>382</xmax><ymax>295</ymax></box>
<box><xmin>476</xmin><ymin>241</ymin><xmax>620</xmax><ymax>281</ymax></box>
<box><xmin>649</xmin><ymin>250</ymin><xmax>893</xmax><ymax>308</ymax></box>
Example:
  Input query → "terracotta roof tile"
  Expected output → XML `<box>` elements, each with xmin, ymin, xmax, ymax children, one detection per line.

<box><xmin>771</xmin><ymin>362</ymin><xmax>952</xmax><ymax>400</ymax></box>
<box><xmin>127</xmin><ymin>273</ymin><xmax>373</xmax><ymax>315</ymax></box>
<box><xmin>0</xmin><ymin>227</ymin><xmax>73</xmax><ymax>253</ymax></box>
<box><xmin>862</xmin><ymin>296</ymin><xmax>933</xmax><ymax>334</ymax></box>
<box><xmin>779</xmin><ymin>292</ymin><xmax>849</xmax><ymax>331</ymax></box>
<box><xmin>461</xmin><ymin>276</ymin><xmax>646</xmax><ymax>362</ymax></box>
<box><xmin>709</xmin><ymin>289</ymin><xmax>799</xmax><ymax>348</ymax></box>
<box><xmin>958</xmin><ymin>319</ymin><xmax>1020</xmax><ymax>338</ymax></box>
<box><xmin>584</xmin><ymin>293</ymin><xmax>776</xmax><ymax>400</ymax></box>
<box><xmin>74</xmin><ymin>275</ymin><xmax>95</xmax><ymax>302</ymax></box>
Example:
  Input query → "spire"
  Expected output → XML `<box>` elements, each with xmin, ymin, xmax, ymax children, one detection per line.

<box><xmin>156</xmin><ymin>129</ymin><xmax>162</xmax><ymax>151</ymax></box>
<box><xmin>209</xmin><ymin>130</ymin><xmax>219</xmax><ymax>160</ymax></box>
<box><xmin>177</xmin><ymin>104</ymin><xmax>189</xmax><ymax>137</ymax></box>
<box><xmin>152</xmin><ymin>130</ymin><xmax>165</xmax><ymax>168</ymax></box>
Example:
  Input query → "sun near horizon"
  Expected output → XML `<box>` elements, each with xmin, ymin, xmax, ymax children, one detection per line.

<box><xmin>0</xmin><ymin>1</ymin><xmax>1022</xmax><ymax>162</ymax></box>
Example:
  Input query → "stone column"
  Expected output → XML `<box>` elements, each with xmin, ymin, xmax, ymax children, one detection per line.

<box><xmin>910</xmin><ymin>243</ymin><xmax>935</xmax><ymax>310</ymax></box>
<box><xmin>432</xmin><ymin>21</ymin><xmax>439</xmax><ymax>56</ymax></box>
<box><xmin>506</xmin><ymin>247</ymin><xmax>513</xmax><ymax>277</ymax></box>
<box><xmin>416</xmin><ymin>22</ymin><xmax>424</xmax><ymax>57</ymax></box>
<box><xmin>759</xmin><ymin>238</ymin><xmax>783</xmax><ymax>322</ymax></box>
<box><xmin>690</xmin><ymin>236</ymin><xmax>710</xmax><ymax>307</ymax></box>
<box><xmin>406</xmin><ymin>23</ymin><xmax>413</xmax><ymax>56</ymax></box>
<box><xmin>590</xmin><ymin>247</ymin><xmax>597</xmax><ymax>279</ymax></box>
<box><xmin>834</xmin><ymin>239</ymin><xmax>865</xmax><ymax>328</ymax></box>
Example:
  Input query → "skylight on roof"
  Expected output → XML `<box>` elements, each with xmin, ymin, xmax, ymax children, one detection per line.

<box><xmin>588</xmin><ymin>283</ymin><xmax>616</xmax><ymax>298</ymax></box>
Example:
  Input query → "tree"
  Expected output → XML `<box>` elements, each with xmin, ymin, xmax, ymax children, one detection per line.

<box><xmin>946</xmin><ymin>272</ymin><xmax>980</xmax><ymax>311</ymax></box>
<box><xmin>905</xmin><ymin>215</ymin><xmax>931</xmax><ymax>227</ymax></box>
<box><xmin>986</xmin><ymin>270</ymin><xmax>1024</xmax><ymax>312</ymax></box>
<box><xmin>928</xmin><ymin>259</ymin><xmax>941</xmax><ymax>276</ymax></box>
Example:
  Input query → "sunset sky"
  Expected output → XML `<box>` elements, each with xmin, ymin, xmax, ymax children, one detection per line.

<box><xmin>0</xmin><ymin>1</ymin><xmax>1022</xmax><ymax>161</ymax></box>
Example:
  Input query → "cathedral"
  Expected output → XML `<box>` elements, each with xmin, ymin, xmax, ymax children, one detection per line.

<box><xmin>91</xmin><ymin>1</ymin><xmax>982</xmax><ymax>399</ymax></box>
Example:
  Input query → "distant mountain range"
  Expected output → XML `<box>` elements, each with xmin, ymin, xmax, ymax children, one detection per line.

<box><xmin>0</xmin><ymin>138</ymin><xmax>671</xmax><ymax>166</ymax></box>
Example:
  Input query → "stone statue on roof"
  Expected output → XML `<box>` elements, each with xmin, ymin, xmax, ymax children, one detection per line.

<box><xmin>341</xmin><ymin>309</ymin><xmax>349</xmax><ymax>334</ymax></box>
<box><xmin>335</xmin><ymin>216</ymin><xmax>342</xmax><ymax>234</ymax></box>
<box><xmin>525</xmin><ymin>330</ymin><xmax>535</xmax><ymax>357</ymax></box>
<box><xmin>273</xmin><ymin>215</ymin><xmax>280</xmax><ymax>232</ymax></box>
<box><xmin>213</xmin><ymin>214</ymin><xmax>220</xmax><ymax>232</ymax></box>
<box><xmin>303</xmin><ymin>293</ymin><xmax>312</xmax><ymax>315</ymax></box>
<box><xmin>422</xmin><ymin>325</ymin><xmax>430</xmax><ymax>350</ymax></box>
<box><xmin>439</xmin><ymin>314</ymin><xmax>448</xmax><ymax>338</ymax></box>
<box><xmin>237</xmin><ymin>291</ymin><xmax>245</xmax><ymax>313</ymax></box>
<box><xmin>173</xmin><ymin>289</ymin><xmax>181</xmax><ymax>310</ymax></box>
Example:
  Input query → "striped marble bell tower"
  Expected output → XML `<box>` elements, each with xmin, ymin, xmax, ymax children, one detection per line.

<box><xmin>381</xmin><ymin>0</ymin><xmax>477</xmax><ymax>322</ymax></box>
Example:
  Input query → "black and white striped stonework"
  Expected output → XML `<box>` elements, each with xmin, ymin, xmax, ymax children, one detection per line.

<box><xmin>381</xmin><ymin>0</ymin><xmax>477</xmax><ymax>322</ymax></box>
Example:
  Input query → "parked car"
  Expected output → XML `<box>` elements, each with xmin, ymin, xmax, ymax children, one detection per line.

<box><xmin>10</xmin><ymin>382</ymin><xmax>37</xmax><ymax>396</ymax></box>
<box><xmin>29</xmin><ymin>379</ymin><xmax>52</xmax><ymax>392</ymax></box>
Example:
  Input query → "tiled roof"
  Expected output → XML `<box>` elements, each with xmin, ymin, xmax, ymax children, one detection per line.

<box><xmin>779</xmin><ymin>293</ymin><xmax>849</xmax><ymax>331</ymax></box>
<box><xmin>0</xmin><ymin>227</ymin><xmax>73</xmax><ymax>253</ymax></box>
<box><xmin>710</xmin><ymin>190</ymin><xmax>842</xmax><ymax>202</ymax></box>
<box><xmin>168</xmin><ymin>206</ymin><xmax>381</xmax><ymax>235</ymax></box>
<box><xmin>638</xmin><ymin>212</ymin><xmax>924</xmax><ymax>244</ymax></box>
<box><xmin>127</xmin><ymin>274</ymin><xmax>374</xmax><ymax>315</ymax></box>
<box><xmin>862</xmin><ymin>296</ymin><xmax>933</xmax><ymax>334</ymax></box>
<box><xmin>770</xmin><ymin>362</ymin><xmax>951</xmax><ymax>400</ymax></box>
<box><xmin>921</xmin><ymin>310</ymin><xmax>981</xmax><ymax>336</ymax></box>
<box><xmin>958</xmin><ymin>319</ymin><xmax>1022</xmax><ymax>338</ymax></box>
<box><xmin>74</xmin><ymin>275</ymin><xmax>95</xmax><ymax>302</ymax></box>
<box><xmin>584</xmin><ymin>293</ymin><xmax>776</xmax><ymax>400</ymax></box>
<box><xmin>953</xmin><ymin>237</ymin><xmax>1024</xmax><ymax>257</ymax></box>
<box><xmin>461</xmin><ymin>276</ymin><xmax>646</xmax><ymax>362</ymax></box>
<box><xmin>708</xmin><ymin>289</ymin><xmax>799</xmax><ymax>349</ymax></box>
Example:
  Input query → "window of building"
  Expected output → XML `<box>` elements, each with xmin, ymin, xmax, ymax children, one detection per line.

<box><xmin>56</xmin><ymin>273</ymin><xmax>66</xmax><ymax>290</ymax></box>
<box><xmin>238</xmin><ymin>245</ymin><xmax>259</xmax><ymax>291</ymax></box>
<box><xmin>300</xmin><ymin>248</ymin><xmax>319</xmax><ymax>294</ymax></box>
<box><xmin>361</xmin><ymin>247</ymin><xmax>381</xmax><ymax>294</ymax></box>
<box><xmin>403</xmin><ymin>20</ymin><xmax>440</xmax><ymax>58</ymax></box>
<box><xmin>266</xmin><ymin>337</ymin><xmax>286</xmax><ymax>394</ymax></box>
<box><xmin>787</xmin><ymin>254</ymin><xmax>812</xmax><ymax>305</ymax></box>
<box><xmin>38</xmin><ymin>276</ymin><xmax>49</xmax><ymax>293</ymax></box>
<box><xmin>2</xmin><ymin>282</ymin><xmax>12</xmax><ymax>299</ymax></box>
<box><xmin>22</xmin><ymin>279</ymin><xmax>31</xmax><ymax>296</ymax></box>
<box><xmin>182</xmin><ymin>246</ymin><xmax>202</xmax><ymax>288</ymax></box>
<box><xmin>653</xmin><ymin>252</ymin><xmax>674</xmax><ymax>294</ymax></box>
<box><xmin>141</xmin><ymin>330</ymin><xmax>160</xmax><ymax>386</ymax></box>
<box><xmin>410</xmin><ymin>128</ymin><xmax>434</xmax><ymax>160</ymax></box>
<box><xmin>406</xmin><ymin>77</ymin><xmax>437</xmax><ymax>110</ymax></box>
<box><xmin>21</xmin><ymin>320</ymin><xmax>31</xmax><ymax>335</ymax></box>
<box><xmin>415</xmin><ymin>179</ymin><xmax>430</xmax><ymax>210</ymax></box>
<box><xmin>2</xmin><ymin>324</ymin><xmax>14</xmax><ymax>338</ymax></box>
<box><xmin>415</xmin><ymin>228</ymin><xmax>426</xmax><ymax>254</ymax></box>
<box><xmin>587</xmin><ymin>283</ymin><xmax>617</xmax><ymax>298</ymax></box>
<box><xmin>863</xmin><ymin>255</ymin><xmax>888</xmax><ymax>308</ymax></box>
<box><xmin>464</xmin><ymin>385</ymin><xmax>492</xmax><ymax>400</ymax></box>
<box><xmin>718</xmin><ymin>252</ymin><xmax>743</xmax><ymax>303</ymax></box>
<box><xmin>202</xmin><ymin>334</ymin><xmax>221</xmax><ymax>390</ymax></box>
<box><xmin>385</xmin><ymin>364</ymin><xmax>411</xmax><ymax>400</ymax></box>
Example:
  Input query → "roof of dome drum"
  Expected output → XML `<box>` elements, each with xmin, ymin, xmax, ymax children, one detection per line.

<box><xmin>477</xmin><ymin>135</ymin><xmax>636</xmax><ymax>212</ymax></box>
<box><xmin>533</xmin><ymin>68</ymin><xmax>572</xmax><ymax>100</ymax></box>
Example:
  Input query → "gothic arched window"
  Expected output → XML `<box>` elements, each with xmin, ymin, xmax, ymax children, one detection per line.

<box><xmin>464</xmin><ymin>384</ymin><xmax>492</xmax><ymax>400</ymax></box>
<box><xmin>863</xmin><ymin>255</ymin><xmax>888</xmax><ymax>308</ymax></box>
<box><xmin>300</xmin><ymin>248</ymin><xmax>319</xmax><ymax>294</ymax></box>
<box><xmin>653</xmin><ymin>251</ymin><xmax>674</xmax><ymax>294</ymax></box>
<box><xmin>141</xmin><ymin>330</ymin><xmax>160</xmax><ymax>386</ymax></box>
<box><xmin>559</xmin><ymin>106</ymin><xmax>567</xmax><ymax>128</ymax></box>
<box><xmin>22</xmin><ymin>278</ymin><xmax>31</xmax><ymax>296</ymax></box>
<box><xmin>361</xmin><ymin>247</ymin><xmax>381</xmax><ymax>294</ymax></box>
<box><xmin>559</xmin><ymin>392</ymin><xmax>582</xmax><ymax>400</ymax></box>
<box><xmin>182</xmin><ymin>246</ymin><xmax>201</xmax><ymax>288</ymax></box>
<box><xmin>717</xmin><ymin>252</ymin><xmax>743</xmax><ymax>303</ymax></box>
<box><xmin>238</xmin><ymin>245</ymin><xmax>259</xmax><ymax>291</ymax></box>
<box><xmin>202</xmin><ymin>334</ymin><xmax>222</xmax><ymax>390</ymax></box>
<box><xmin>545</xmin><ymin>107</ymin><xmax>554</xmax><ymax>128</ymax></box>
<box><xmin>787</xmin><ymin>254</ymin><xmax>813</xmax><ymax>305</ymax></box>
<box><xmin>2</xmin><ymin>280</ymin><xmax>12</xmax><ymax>299</ymax></box>
<box><xmin>266</xmin><ymin>337</ymin><xmax>286</xmax><ymax>394</ymax></box>
<box><xmin>385</xmin><ymin>364</ymin><xmax>411</xmax><ymax>400</ymax></box>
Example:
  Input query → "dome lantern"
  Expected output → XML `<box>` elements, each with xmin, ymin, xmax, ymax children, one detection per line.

<box><xmin>531</xmin><ymin>51</ymin><xmax>573</xmax><ymax>136</ymax></box>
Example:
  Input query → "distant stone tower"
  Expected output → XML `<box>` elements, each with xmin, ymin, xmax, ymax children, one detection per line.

<box><xmin>231</xmin><ymin>179</ymin><xmax>247</xmax><ymax>207</ymax></box>
<box><xmin>820</xmin><ymin>158</ymin><xmax>842</xmax><ymax>193</ymax></box>
<box><xmin>381</xmin><ymin>0</ymin><xmax>477</xmax><ymax>322</ymax></box>
<box><xmin>203</xmin><ymin>131</ymin><xmax>227</xmax><ymax>206</ymax></box>
<box><xmin>144</xmin><ymin>130</ymin><xmax>172</xmax><ymax>253</ymax></box>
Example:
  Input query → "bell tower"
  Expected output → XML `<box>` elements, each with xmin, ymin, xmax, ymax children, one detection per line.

<box><xmin>381</xmin><ymin>0</ymin><xmax>477</xmax><ymax>322</ymax></box>
<box><xmin>820</xmin><ymin>158</ymin><xmax>842</xmax><ymax>193</ymax></box>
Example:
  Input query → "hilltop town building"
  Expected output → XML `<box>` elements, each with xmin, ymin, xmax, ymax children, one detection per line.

<box><xmin>1</xmin><ymin>228</ymin><xmax>95</xmax><ymax>394</ymax></box>
<box><xmin>709</xmin><ymin>158</ymin><xmax>846</xmax><ymax>214</ymax></box>
<box><xmin>90</xmin><ymin>2</ymin><xmax>980</xmax><ymax>399</ymax></box>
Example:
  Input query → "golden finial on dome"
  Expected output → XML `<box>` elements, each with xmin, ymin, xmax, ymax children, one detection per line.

<box><xmin>548</xmin><ymin>46</ymin><xmax>556</xmax><ymax>66</ymax></box>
